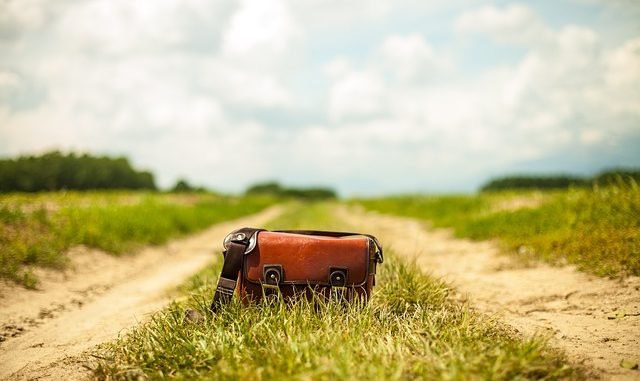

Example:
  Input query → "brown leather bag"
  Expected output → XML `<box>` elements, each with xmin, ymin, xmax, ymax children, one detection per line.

<box><xmin>210</xmin><ymin>228</ymin><xmax>383</xmax><ymax>311</ymax></box>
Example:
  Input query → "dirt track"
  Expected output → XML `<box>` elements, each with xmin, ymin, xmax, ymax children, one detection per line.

<box><xmin>0</xmin><ymin>206</ymin><xmax>283</xmax><ymax>380</ymax></box>
<box><xmin>338</xmin><ymin>206</ymin><xmax>640</xmax><ymax>380</ymax></box>
<box><xmin>1</xmin><ymin>203</ymin><xmax>638</xmax><ymax>380</ymax></box>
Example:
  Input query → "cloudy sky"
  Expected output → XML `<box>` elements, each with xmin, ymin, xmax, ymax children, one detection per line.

<box><xmin>1</xmin><ymin>0</ymin><xmax>639</xmax><ymax>194</ymax></box>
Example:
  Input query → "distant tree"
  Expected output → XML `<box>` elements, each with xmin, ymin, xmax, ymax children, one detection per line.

<box><xmin>170</xmin><ymin>178</ymin><xmax>210</xmax><ymax>193</ymax></box>
<box><xmin>480</xmin><ymin>168</ymin><xmax>640</xmax><ymax>192</ymax></box>
<box><xmin>245</xmin><ymin>181</ymin><xmax>284</xmax><ymax>196</ymax></box>
<box><xmin>0</xmin><ymin>151</ymin><xmax>157</xmax><ymax>192</ymax></box>
<box><xmin>245</xmin><ymin>181</ymin><xmax>337</xmax><ymax>200</ymax></box>
<box><xmin>593</xmin><ymin>168</ymin><xmax>640</xmax><ymax>186</ymax></box>
<box><xmin>480</xmin><ymin>175</ymin><xmax>589</xmax><ymax>192</ymax></box>
<box><xmin>282</xmin><ymin>187</ymin><xmax>337</xmax><ymax>200</ymax></box>
<box><xmin>172</xmin><ymin>179</ymin><xmax>195</xmax><ymax>192</ymax></box>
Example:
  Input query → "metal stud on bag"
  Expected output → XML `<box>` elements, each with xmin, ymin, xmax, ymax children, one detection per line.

<box><xmin>223</xmin><ymin>231</ymin><xmax>257</xmax><ymax>254</ymax></box>
<box><xmin>263</xmin><ymin>265</ymin><xmax>283</xmax><ymax>286</ymax></box>
<box><xmin>329</xmin><ymin>267</ymin><xmax>348</xmax><ymax>287</ymax></box>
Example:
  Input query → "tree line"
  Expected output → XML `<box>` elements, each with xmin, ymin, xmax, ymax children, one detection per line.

<box><xmin>245</xmin><ymin>181</ymin><xmax>337</xmax><ymax>200</ymax></box>
<box><xmin>0</xmin><ymin>151</ymin><xmax>338</xmax><ymax>197</ymax></box>
<box><xmin>0</xmin><ymin>151</ymin><xmax>156</xmax><ymax>192</ymax></box>
<box><xmin>480</xmin><ymin>168</ymin><xmax>640</xmax><ymax>192</ymax></box>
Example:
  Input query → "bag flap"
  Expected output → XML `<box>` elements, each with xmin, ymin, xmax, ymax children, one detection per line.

<box><xmin>243</xmin><ymin>231</ymin><xmax>371</xmax><ymax>286</ymax></box>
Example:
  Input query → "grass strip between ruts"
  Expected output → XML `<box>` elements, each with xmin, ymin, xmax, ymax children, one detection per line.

<box><xmin>94</xmin><ymin>203</ymin><xmax>575</xmax><ymax>380</ymax></box>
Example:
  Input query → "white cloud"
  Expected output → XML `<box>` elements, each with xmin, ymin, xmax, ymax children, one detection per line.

<box><xmin>377</xmin><ymin>34</ymin><xmax>439</xmax><ymax>83</ymax></box>
<box><xmin>206</xmin><ymin>61</ymin><xmax>292</xmax><ymax>108</ymax></box>
<box><xmin>1</xmin><ymin>1</ymin><xmax>639</xmax><ymax>193</ymax></box>
<box><xmin>216</xmin><ymin>0</ymin><xmax>301</xmax><ymax>107</ymax></box>
<box><xmin>0</xmin><ymin>71</ymin><xmax>21</xmax><ymax>96</ymax></box>
<box><xmin>0</xmin><ymin>0</ymin><xmax>50</xmax><ymax>37</ymax></box>
<box><xmin>603</xmin><ymin>37</ymin><xmax>640</xmax><ymax>115</ymax></box>
<box><xmin>222</xmin><ymin>0</ymin><xmax>297</xmax><ymax>57</ymax></box>
<box><xmin>318</xmin><ymin>5</ymin><xmax>640</xmax><ymax>191</ymax></box>
<box><xmin>326</xmin><ymin>33</ymin><xmax>449</xmax><ymax>122</ymax></box>
<box><xmin>455</xmin><ymin>4</ymin><xmax>553</xmax><ymax>46</ymax></box>
<box><xmin>287</xmin><ymin>0</ymin><xmax>392</xmax><ymax>27</ymax></box>
<box><xmin>52</xmin><ymin>0</ymin><xmax>236</xmax><ymax>55</ymax></box>
<box><xmin>0</xmin><ymin>0</ymin><xmax>298</xmax><ymax>189</ymax></box>
<box><xmin>454</xmin><ymin>4</ymin><xmax>638</xmax><ymax>139</ymax></box>
<box><xmin>327</xmin><ymin>69</ymin><xmax>385</xmax><ymax>122</ymax></box>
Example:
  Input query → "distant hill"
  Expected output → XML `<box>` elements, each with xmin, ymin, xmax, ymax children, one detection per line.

<box><xmin>480</xmin><ymin>168</ymin><xmax>640</xmax><ymax>192</ymax></box>
<box><xmin>0</xmin><ymin>151</ymin><xmax>156</xmax><ymax>192</ymax></box>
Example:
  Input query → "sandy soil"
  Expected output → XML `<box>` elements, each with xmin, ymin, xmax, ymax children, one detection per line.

<box><xmin>0</xmin><ymin>206</ymin><xmax>283</xmax><ymax>380</ymax></box>
<box><xmin>338</xmin><ymin>206</ymin><xmax>640</xmax><ymax>380</ymax></box>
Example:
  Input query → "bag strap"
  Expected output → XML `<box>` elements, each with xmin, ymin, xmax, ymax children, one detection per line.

<box><xmin>210</xmin><ymin>228</ymin><xmax>384</xmax><ymax>312</ymax></box>
<box><xmin>210</xmin><ymin>227</ymin><xmax>263</xmax><ymax>312</ymax></box>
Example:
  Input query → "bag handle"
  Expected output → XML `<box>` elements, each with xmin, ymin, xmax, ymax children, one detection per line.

<box><xmin>210</xmin><ymin>228</ymin><xmax>383</xmax><ymax>312</ymax></box>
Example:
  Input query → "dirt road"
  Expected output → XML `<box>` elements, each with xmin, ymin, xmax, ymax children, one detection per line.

<box><xmin>338</xmin><ymin>206</ymin><xmax>640</xmax><ymax>380</ymax></box>
<box><xmin>2</xmin><ymin>203</ymin><xmax>638</xmax><ymax>380</ymax></box>
<box><xmin>0</xmin><ymin>206</ymin><xmax>283</xmax><ymax>380</ymax></box>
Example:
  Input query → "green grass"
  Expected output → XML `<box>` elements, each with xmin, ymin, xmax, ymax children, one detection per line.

<box><xmin>94</xmin><ymin>203</ymin><xmax>575</xmax><ymax>380</ymax></box>
<box><xmin>355</xmin><ymin>185</ymin><xmax>640</xmax><ymax>277</ymax></box>
<box><xmin>0</xmin><ymin>192</ymin><xmax>276</xmax><ymax>288</ymax></box>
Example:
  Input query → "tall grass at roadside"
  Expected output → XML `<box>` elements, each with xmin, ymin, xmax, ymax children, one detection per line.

<box><xmin>95</xmin><ymin>203</ymin><xmax>574</xmax><ymax>380</ymax></box>
<box><xmin>356</xmin><ymin>185</ymin><xmax>640</xmax><ymax>277</ymax></box>
<box><xmin>0</xmin><ymin>192</ymin><xmax>276</xmax><ymax>288</ymax></box>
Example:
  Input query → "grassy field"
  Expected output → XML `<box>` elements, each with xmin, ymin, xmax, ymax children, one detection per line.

<box><xmin>355</xmin><ymin>184</ymin><xmax>640</xmax><ymax>278</ymax></box>
<box><xmin>0</xmin><ymin>192</ymin><xmax>276</xmax><ymax>288</ymax></box>
<box><xmin>94</xmin><ymin>203</ymin><xmax>575</xmax><ymax>380</ymax></box>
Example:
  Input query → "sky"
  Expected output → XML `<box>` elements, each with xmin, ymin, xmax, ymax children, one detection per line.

<box><xmin>1</xmin><ymin>0</ymin><xmax>639</xmax><ymax>195</ymax></box>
